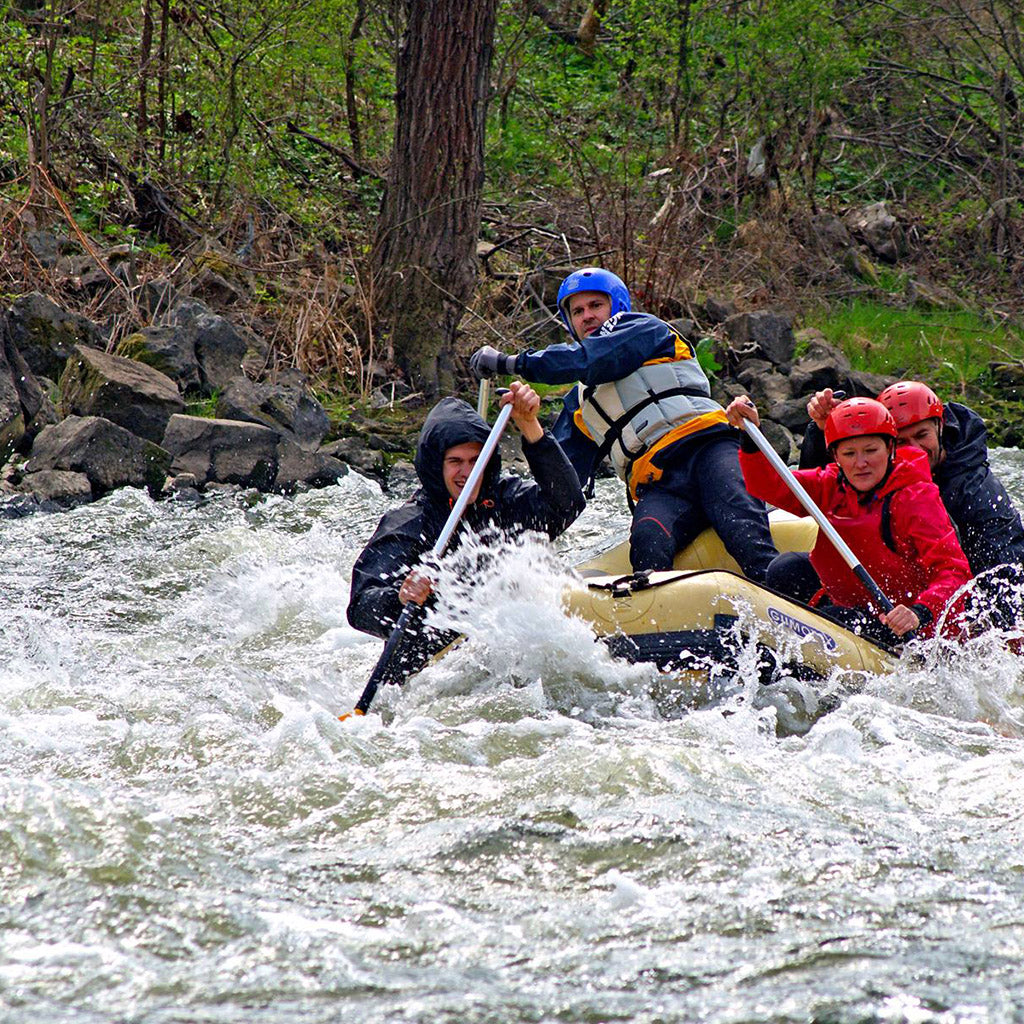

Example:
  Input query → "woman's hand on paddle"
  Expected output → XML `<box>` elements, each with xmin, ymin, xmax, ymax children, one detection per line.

<box><xmin>879</xmin><ymin>603</ymin><xmax>920</xmax><ymax>637</ymax></box>
<box><xmin>502</xmin><ymin>381</ymin><xmax>544</xmax><ymax>443</ymax></box>
<box><xmin>807</xmin><ymin>388</ymin><xmax>843</xmax><ymax>429</ymax></box>
<box><xmin>398</xmin><ymin>570</ymin><xmax>433</xmax><ymax>606</ymax></box>
<box><xmin>725</xmin><ymin>395</ymin><xmax>760</xmax><ymax>429</ymax></box>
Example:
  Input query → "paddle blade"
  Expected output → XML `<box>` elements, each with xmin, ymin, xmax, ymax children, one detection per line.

<box><xmin>344</xmin><ymin>603</ymin><xmax>425</xmax><ymax>718</ymax></box>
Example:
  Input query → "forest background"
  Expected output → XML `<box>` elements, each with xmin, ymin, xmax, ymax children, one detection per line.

<box><xmin>4</xmin><ymin>0</ymin><xmax>1024</xmax><ymax>441</ymax></box>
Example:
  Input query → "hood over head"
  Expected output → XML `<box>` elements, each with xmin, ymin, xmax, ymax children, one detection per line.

<box><xmin>413</xmin><ymin>397</ymin><xmax>501</xmax><ymax>504</ymax></box>
<box><xmin>938</xmin><ymin>401</ymin><xmax>989</xmax><ymax>478</ymax></box>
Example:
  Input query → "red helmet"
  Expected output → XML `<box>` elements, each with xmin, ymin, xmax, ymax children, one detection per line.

<box><xmin>876</xmin><ymin>380</ymin><xmax>944</xmax><ymax>429</ymax></box>
<box><xmin>824</xmin><ymin>397</ymin><xmax>898</xmax><ymax>447</ymax></box>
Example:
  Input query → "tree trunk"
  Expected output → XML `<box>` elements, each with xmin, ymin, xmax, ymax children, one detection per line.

<box><xmin>670</xmin><ymin>0</ymin><xmax>693</xmax><ymax>149</ymax></box>
<box><xmin>344</xmin><ymin>0</ymin><xmax>367</xmax><ymax>167</ymax></box>
<box><xmin>372</xmin><ymin>0</ymin><xmax>497</xmax><ymax>397</ymax></box>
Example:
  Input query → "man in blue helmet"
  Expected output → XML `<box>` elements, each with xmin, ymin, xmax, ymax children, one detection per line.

<box><xmin>470</xmin><ymin>267</ymin><xmax>778</xmax><ymax>577</ymax></box>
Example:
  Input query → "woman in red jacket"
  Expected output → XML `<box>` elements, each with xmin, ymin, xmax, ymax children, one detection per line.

<box><xmin>725</xmin><ymin>395</ymin><xmax>972</xmax><ymax>644</ymax></box>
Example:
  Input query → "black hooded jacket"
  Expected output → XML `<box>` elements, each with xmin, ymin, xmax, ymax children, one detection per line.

<box><xmin>347</xmin><ymin>397</ymin><xmax>585</xmax><ymax>642</ymax></box>
<box><xmin>799</xmin><ymin>402</ymin><xmax>1024</xmax><ymax>574</ymax></box>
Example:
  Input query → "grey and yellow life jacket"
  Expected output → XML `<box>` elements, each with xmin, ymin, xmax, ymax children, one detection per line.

<box><xmin>573</xmin><ymin>356</ymin><xmax>728</xmax><ymax>498</ymax></box>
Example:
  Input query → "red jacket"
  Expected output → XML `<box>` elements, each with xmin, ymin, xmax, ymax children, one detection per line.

<box><xmin>739</xmin><ymin>446</ymin><xmax>972</xmax><ymax>636</ymax></box>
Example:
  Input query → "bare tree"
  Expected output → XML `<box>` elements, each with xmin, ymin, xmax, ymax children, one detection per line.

<box><xmin>344</xmin><ymin>0</ymin><xmax>367</xmax><ymax>167</ymax></box>
<box><xmin>372</xmin><ymin>0</ymin><xmax>498</xmax><ymax>396</ymax></box>
<box><xmin>137</xmin><ymin>0</ymin><xmax>154</xmax><ymax>159</ymax></box>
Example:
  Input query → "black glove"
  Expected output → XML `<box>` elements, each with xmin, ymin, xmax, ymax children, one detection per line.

<box><xmin>469</xmin><ymin>345</ymin><xmax>517</xmax><ymax>379</ymax></box>
<box><xmin>910</xmin><ymin>603</ymin><xmax>933</xmax><ymax>627</ymax></box>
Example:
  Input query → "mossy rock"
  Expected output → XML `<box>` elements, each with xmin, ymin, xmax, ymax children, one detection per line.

<box><xmin>977</xmin><ymin>399</ymin><xmax>1024</xmax><ymax>448</ymax></box>
<box><xmin>117</xmin><ymin>332</ymin><xmax>173</xmax><ymax>375</ymax></box>
<box><xmin>115</xmin><ymin>327</ymin><xmax>201</xmax><ymax>391</ymax></box>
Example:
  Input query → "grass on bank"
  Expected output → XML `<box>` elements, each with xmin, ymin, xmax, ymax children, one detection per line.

<box><xmin>812</xmin><ymin>300</ymin><xmax>1024</xmax><ymax>397</ymax></box>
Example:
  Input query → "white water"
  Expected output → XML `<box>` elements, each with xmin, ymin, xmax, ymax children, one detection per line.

<box><xmin>2</xmin><ymin>453</ymin><xmax>1024</xmax><ymax>1023</ymax></box>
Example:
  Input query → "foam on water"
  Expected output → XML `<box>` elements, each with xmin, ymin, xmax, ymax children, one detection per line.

<box><xmin>2</xmin><ymin>475</ymin><xmax>1024</xmax><ymax>1022</ymax></box>
<box><xmin>378</xmin><ymin>528</ymin><xmax>664</xmax><ymax>724</ymax></box>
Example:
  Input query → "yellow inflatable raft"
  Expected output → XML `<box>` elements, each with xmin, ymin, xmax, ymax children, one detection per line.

<box><xmin>566</xmin><ymin>510</ymin><xmax>897</xmax><ymax>713</ymax></box>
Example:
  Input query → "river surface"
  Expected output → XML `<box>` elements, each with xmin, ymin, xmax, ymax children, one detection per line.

<box><xmin>3</xmin><ymin>450</ymin><xmax>1024</xmax><ymax>1023</ymax></box>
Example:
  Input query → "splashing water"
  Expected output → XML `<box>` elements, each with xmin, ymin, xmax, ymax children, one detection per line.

<box><xmin>393</xmin><ymin>529</ymin><xmax>664</xmax><ymax>725</ymax></box>
<box><xmin>2</xmin><ymin>469</ymin><xmax>1024</xmax><ymax>1023</ymax></box>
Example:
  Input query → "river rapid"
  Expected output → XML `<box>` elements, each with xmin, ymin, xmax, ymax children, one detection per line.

<box><xmin>3</xmin><ymin>451</ymin><xmax>1024</xmax><ymax>1024</ymax></box>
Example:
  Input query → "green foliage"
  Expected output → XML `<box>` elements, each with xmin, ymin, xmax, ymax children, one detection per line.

<box><xmin>873</xmin><ymin>267</ymin><xmax>909</xmax><ymax>294</ymax></box>
<box><xmin>3</xmin><ymin>0</ymin><xmax>1024</xmax><ymax>416</ymax></box>
<box><xmin>0</xmin><ymin>0</ymin><xmax>1016</xmax><ymax>253</ymax></box>
<box><xmin>184</xmin><ymin>392</ymin><xmax>219</xmax><ymax>419</ymax></box>
<box><xmin>481</xmin><ymin>0</ymin><xmax>897</xmax><ymax>290</ymax></box>
<box><xmin>487</xmin><ymin>9</ymin><xmax>668</xmax><ymax>185</ymax></box>
<box><xmin>0</xmin><ymin>0</ymin><xmax>396</xmax><ymax>221</ymax></box>
<box><xmin>606</xmin><ymin>0</ymin><xmax>875</xmax><ymax>150</ymax></box>
<box><xmin>712</xmin><ymin>202</ymin><xmax>748</xmax><ymax>244</ymax></box>
<box><xmin>0</xmin><ymin>12</ymin><xmax>30</xmax><ymax>168</ymax></box>
<box><xmin>695</xmin><ymin>337</ymin><xmax>722</xmax><ymax>379</ymax></box>
<box><xmin>71</xmin><ymin>181</ymin><xmax>121</xmax><ymax>232</ymax></box>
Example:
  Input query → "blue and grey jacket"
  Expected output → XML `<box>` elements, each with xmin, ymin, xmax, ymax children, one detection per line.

<box><xmin>514</xmin><ymin>311</ymin><xmax>730</xmax><ymax>496</ymax></box>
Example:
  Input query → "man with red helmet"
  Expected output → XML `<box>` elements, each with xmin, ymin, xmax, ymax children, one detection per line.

<box><xmin>470</xmin><ymin>267</ymin><xmax>778</xmax><ymax>578</ymax></box>
<box><xmin>876</xmin><ymin>381</ymin><xmax>945</xmax><ymax>466</ymax></box>
<box><xmin>727</xmin><ymin>394</ymin><xmax>972</xmax><ymax>644</ymax></box>
<box><xmin>801</xmin><ymin>383</ymin><xmax>1024</xmax><ymax>582</ymax></box>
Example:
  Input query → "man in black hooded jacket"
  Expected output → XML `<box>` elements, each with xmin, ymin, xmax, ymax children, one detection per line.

<box><xmin>347</xmin><ymin>382</ymin><xmax>585</xmax><ymax>670</ymax></box>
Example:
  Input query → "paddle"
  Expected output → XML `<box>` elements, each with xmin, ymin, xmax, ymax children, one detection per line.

<box><xmin>739</xmin><ymin>418</ymin><xmax>897</xmax><ymax>616</ymax></box>
<box><xmin>340</xmin><ymin>397</ymin><xmax>514</xmax><ymax>719</ymax></box>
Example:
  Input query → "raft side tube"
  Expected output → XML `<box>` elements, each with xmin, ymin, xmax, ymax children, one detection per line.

<box><xmin>564</xmin><ymin>567</ymin><xmax>897</xmax><ymax>679</ymax></box>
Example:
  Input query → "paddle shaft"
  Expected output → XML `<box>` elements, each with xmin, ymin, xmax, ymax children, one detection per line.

<box><xmin>476</xmin><ymin>378</ymin><xmax>491</xmax><ymax>418</ymax></box>
<box><xmin>345</xmin><ymin>401</ymin><xmax>515</xmax><ymax>717</ymax></box>
<box><xmin>741</xmin><ymin>419</ymin><xmax>895</xmax><ymax>613</ymax></box>
<box><xmin>349</xmin><ymin>602</ymin><xmax>424</xmax><ymax>715</ymax></box>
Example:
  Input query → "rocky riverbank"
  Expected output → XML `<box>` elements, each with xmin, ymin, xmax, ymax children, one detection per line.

<box><xmin>3</xmin><ymin>217</ymin><xmax>1024</xmax><ymax>516</ymax></box>
<box><xmin>0</xmin><ymin>287</ymin><xmax>884</xmax><ymax>516</ymax></box>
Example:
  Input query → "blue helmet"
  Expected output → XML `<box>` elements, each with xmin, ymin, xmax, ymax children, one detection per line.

<box><xmin>557</xmin><ymin>267</ymin><xmax>631</xmax><ymax>339</ymax></box>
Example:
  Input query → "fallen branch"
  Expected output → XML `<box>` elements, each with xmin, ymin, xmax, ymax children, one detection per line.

<box><xmin>36</xmin><ymin>164</ymin><xmax>131</xmax><ymax>299</ymax></box>
<box><xmin>285</xmin><ymin>121</ymin><xmax>381</xmax><ymax>181</ymax></box>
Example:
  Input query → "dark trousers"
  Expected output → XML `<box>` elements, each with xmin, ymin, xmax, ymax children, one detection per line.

<box><xmin>766</xmin><ymin>550</ymin><xmax>823</xmax><ymax>602</ymax></box>
<box><xmin>630</xmin><ymin>436</ymin><xmax>777</xmax><ymax>581</ymax></box>
<box><xmin>766</xmin><ymin>550</ymin><xmax>897</xmax><ymax>647</ymax></box>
